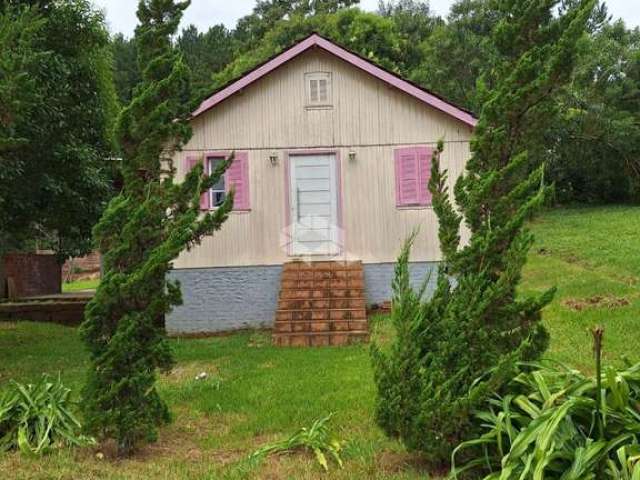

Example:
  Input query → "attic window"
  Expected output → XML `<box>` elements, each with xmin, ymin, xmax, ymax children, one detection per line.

<box><xmin>305</xmin><ymin>72</ymin><xmax>332</xmax><ymax>107</ymax></box>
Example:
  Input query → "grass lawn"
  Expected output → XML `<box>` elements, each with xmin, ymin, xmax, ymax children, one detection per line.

<box><xmin>1</xmin><ymin>205</ymin><xmax>639</xmax><ymax>479</ymax></box>
<box><xmin>62</xmin><ymin>278</ymin><xmax>100</xmax><ymax>292</ymax></box>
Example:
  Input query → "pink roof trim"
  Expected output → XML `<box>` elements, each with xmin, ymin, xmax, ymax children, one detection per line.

<box><xmin>191</xmin><ymin>33</ymin><xmax>477</xmax><ymax>128</ymax></box>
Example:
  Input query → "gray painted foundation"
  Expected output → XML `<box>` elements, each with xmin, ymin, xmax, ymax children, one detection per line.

<box><xmin>363</xmin><ymin>262</ymin><xmax>438</xmax><ymax>306</ymax></box>
<box><xmin>166</xmin><ymin>261</ymin><xmax>438</xmax><ymax>334</ymax></box>
<box><xmin>167</xmin><ymin>265</ymin><xmax>283</xmax><ymax>334</ymax></box>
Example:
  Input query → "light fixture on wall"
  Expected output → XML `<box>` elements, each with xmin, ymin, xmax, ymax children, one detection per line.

<box><xmin>269</xmin><ymin>152</ymin><xmax>278</xmax><ymax>166</ymax></box>
<box><xmin>348</xmin><ymin>150</ymin><xmax>356</xmax><ymax>162</ymax></box>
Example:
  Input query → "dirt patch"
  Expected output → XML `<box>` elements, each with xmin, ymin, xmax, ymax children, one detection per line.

<box><xmin>160</xmin><ymin>361</ymin><xmax>221</xmax><ymax>384</ymax></box>
<box><xmin>563</xmin><ymin>295</ymin><xmax>630</xmax><ymax>311</ymax></box>
<box><xmin>375</xmin><ymin>450</ymin><xmax>438</xmax><ymax>476</ymax></box>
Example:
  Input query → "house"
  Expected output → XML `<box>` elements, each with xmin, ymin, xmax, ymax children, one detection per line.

<box><xmin>167</xmin><ymin>33</ymin><xmax>476</xmax><ymax>342</ymax></box>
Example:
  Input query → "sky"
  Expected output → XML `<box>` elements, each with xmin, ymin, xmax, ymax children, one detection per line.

<box><xmin>93</xmin><ymin>0</ymin><xmax>640</xmax><ymax>38</ymax></box>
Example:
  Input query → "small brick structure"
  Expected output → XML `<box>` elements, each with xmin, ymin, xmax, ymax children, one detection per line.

<box><xmin>272</xmin><ymin>260</ymin><xmax>369</xmax><ymax>347</ymax></box>
<box><xmin>3</xmin><ymin>252</ymin><xmax>61</xmax><ymax>299</ymax></box>
<box><xmin>62</xmin><ymin>251</ymin><xmax>101</xmax><ymax>282</ymax></box>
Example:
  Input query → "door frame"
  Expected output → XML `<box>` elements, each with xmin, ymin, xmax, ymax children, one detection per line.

<box><xmin>284</xmin><ymin>149</ymin><xmax>343</xmax><ymax>257</ymax></box>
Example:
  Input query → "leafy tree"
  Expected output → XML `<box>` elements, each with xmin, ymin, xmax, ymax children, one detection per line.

<box><xmin>177</xmin><ymin>24</ymin><xmax>234</xmax><ymax>103</ymax></box>
<box><xmin>550</xmin><ymin>19</ymin><xmax>640</xmax><ymax>203</ymax></box>
<box><xmin>0</xmin><ymin>6</ymin><xmax>44</xmax><ymax>251</ymax></box>
<box><xmin>80</xmin><ymin>0</ymin><xmax>234</xmax><ymax>456</ymax></box>
<box><xmin>212</xmin><ymin>8</ymin><xmax>404</xmax><ymax>90</ymax></box>
<box><xmin>0</xmin><ymin>0</ymin><xmax>117</xmax><ymax>262</ymax></box>
<box><xmin>234</xmin><ymin>0</ymin><xmax>360</xmax><ymax>50</ymax></box>
<box><xmin>111</xmin><ymin>33</ymin><xmax>141</xmax><ymax>106</ymax></box>
<box><xmin>371</xmin><ymin>0</ymin><xmax>595</xmax><ymax>466</ymax></box>
<box><xmin>378</xmin><ymin>0</ymin><xmax>442</xmax><ymax>75</ymax></box>
<box><xmin>411</xmin><ymin>0</ymin><xmax>500</xmax><ymax>112</ymax></box>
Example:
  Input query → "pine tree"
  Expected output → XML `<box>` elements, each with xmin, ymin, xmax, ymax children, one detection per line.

<box><xmin>371</xmin><ymin>0</ymin><xmax>595</xmax><ymax>465</ymax></box>
<box><xmin>79</xmin><ymin>0</ymin><xmax>234</xmax><ymax>456</ymax></box>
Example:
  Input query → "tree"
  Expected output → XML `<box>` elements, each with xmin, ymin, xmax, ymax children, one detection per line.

<box><xmin>378</xmin><ymin>0</ymin><xmax>442</xmax><ymax>76</ymax></box>
<box><xmin>0</xmin><ymin>6</ymin><xmax>44</xmax><ymax>250</ymax></box>
<box><xmin>111</xmin><ymin>33</ymin><xmax>141</xmax><ymax>106</ymax></box>
<box><xmin>0</xmin><ymin>0</ymin><xmax>117</xmax><ymax>262</ymax></box>
<box><xmin>177</xmin><ymin>24</ymin><xmax>234</xmax><ymax>103</ymax></box>
<box><xmin>79</xmin><ymin>0</ymin><xmax>234</xmax><ymax>456</ymax></box>
<box><xmin>371</xmin><ymin>0</ymin><xmax>595</xmax><ymax>466</ymax></box>
<box><xmin>410</xmin><ymin>0</ymin><xmax>500</xmax><ymax>112</ymax></box>
<box><xmin>233</xmin><ymin>0</ymin><xmax>360</xmax><ymax>50</ymax></box>
<box><xmin>549</xmin><ymin>19</ymin><xmax>640</xmax><ymax>203</ymax></box>
<box><xmin>212</xmin><ymin>8</ymin><xmax>404</xmax><ymax>90</ymax></box>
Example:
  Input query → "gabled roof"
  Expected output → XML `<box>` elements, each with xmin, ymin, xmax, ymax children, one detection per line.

<box><xmin>192</xmin><ymin>33</ymin><xmax>477</xmax><ymax>128</ymax></box>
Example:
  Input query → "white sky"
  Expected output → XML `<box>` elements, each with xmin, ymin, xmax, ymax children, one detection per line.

<box><xmin>92</xmin><ymin>0</ymin><xmax>640</xmax><ymax>38</ymax></box>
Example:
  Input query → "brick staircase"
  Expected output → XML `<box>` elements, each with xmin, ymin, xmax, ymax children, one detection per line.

<box><xmin>272</xmin><ymin>261</ymin><xmax>369</xmax><ymax>347</ymax></box>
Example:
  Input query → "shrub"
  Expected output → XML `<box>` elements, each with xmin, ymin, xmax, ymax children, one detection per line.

<box><xmin>371</xmin><ymin>0</ymin><xmax>595</xmax><ymax>465</ymax></box>
<box><xmin>0</xmin><ymin>375</ymin><xmax>94</xmax><ymax>456</ymax></box>
<box><xmin>452</xmin><ymin>329</ymin><xmax>640</xmax><ymax>479</ymax></box>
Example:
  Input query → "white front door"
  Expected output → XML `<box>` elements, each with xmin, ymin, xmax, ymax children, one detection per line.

<box><xmin>289</xmin><ymin>154</ymin><xmax>339</xmax><ymax>256</ymax></box>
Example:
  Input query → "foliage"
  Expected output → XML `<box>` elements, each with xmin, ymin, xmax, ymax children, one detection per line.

<box><xmin>211</xmin><ymin>7</ymin><xmax>404</xmax><ymax>92</ymax></box>
<box><xmin>0</xmin><ymin>5</ymin><xmax>44</xmax><ymax>251</ymax></box>
<box><xmin>451</xmin><ymin>330</ymin><xmax>640</xmax><ymax>479</ymax></box>
<box><xmin>410</xmin><ymin>0</ymin><xmax>498</xmax><ymax>113</ymax></box>
<box><xmin>0</xmin><ymin>0</ymin><xmax>117</xmax><ymax>261</ymax></box>
<box><xmin>371</xmin><ymin>0</ymin><xmax>595</xmax><ymax>465</ymax></box>
<box><xmin>549</xmin><ymin>19</ymin><xmax>640</xmax><ymax>204</ymax></box>
<box><xmin>176</xmin><ymin>24</ymin><xmax>234</xmax><ymax>103</ymax></box>
<box><xmin>79</xmin><ymin>0</ymin><xmax>234</xmax><ymax>456</ymax></box>
<box><xmin>233</xmin><ymin>0</ymin><xmax>359</xmax><ymax>50</ymax></box>
<box><xmin>249</xmin><ymin>413</ymin><xmax>344</xmax><ymax>471</ymax></box>
<box><xmin>0</xmin><ymin>375</ymin><xmax>94</xmax><ymax>456</ymax></box>
<box><xmin>111</xmin><ymin>33</ymin><xmax>141</xmax><ymax>106</ymax></box>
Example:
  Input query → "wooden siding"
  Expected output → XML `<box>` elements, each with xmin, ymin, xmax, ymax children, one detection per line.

<box><xmin>173</xmin><ymin>49</ymin><xmax>472</xmax><ymax>268</ymax></box>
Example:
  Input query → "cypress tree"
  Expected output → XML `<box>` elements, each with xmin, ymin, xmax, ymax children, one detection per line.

<box><xmin>371</xmin><ymin>0</ymin><xmax>595</xmax><ymax>465</ymax></box>
<box><xmin>80</xmin><ymin>0</ymin><xmax>233</xmax><ymax>456</ymax></box>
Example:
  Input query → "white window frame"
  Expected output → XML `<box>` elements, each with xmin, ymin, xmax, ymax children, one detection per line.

<box><xmin>207</xmin><ymin>156</ymin><xmax>226</xmax><ymax>208</ymax></box>
<box><xmin>305</xmin><ymin>72</ymin><xmax>332</xmax><ymax>108</ymax></box>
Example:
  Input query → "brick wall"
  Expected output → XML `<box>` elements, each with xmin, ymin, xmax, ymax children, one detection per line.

<box><xmin>3</xmin><ymin>253</ymin><xmax>61</xmax><ymax>298</ymax></box>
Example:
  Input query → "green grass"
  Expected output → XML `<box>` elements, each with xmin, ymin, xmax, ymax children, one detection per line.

<box><xmin>522</xmin><ymin>205</ymin><xmax>640</xmax><ymax>371</ymax></box>
<box><xmin>1</xmin><ymin>205</ymin><xmax>638</xmax><ymax>478</ymax></box>
<box><xmin>62</xmin><ymin>278</ymin><xmax>100</xmax><ymax>292</ymax></box>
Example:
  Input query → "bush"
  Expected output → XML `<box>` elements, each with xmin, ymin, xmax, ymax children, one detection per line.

<box><xmin>0</xmin><ymin>375</ymin><xmax>94</xmax><ymax>455</ymax></box>
<box><xmin>452</xmin><ymin>330</ymin><xmax>640</xmax><ymax>479</ymax></box>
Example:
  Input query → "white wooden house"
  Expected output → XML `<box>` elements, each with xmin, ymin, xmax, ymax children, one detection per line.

<box><xmin>167</xmin><ymin>33</ymin><xmax>475</xmax><ymax>342</ymax></box>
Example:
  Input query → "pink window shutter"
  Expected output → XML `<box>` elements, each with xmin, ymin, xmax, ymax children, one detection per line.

<box><xmin>394</xmin><ymin>148</ymin><xmax>419</xmax><ymax>206</ymax></box>
<box><xmin>417</xmin><ymin>147</ymin><xmax>434</xmax><ymax>205</ymax></box>
<box><xmin>185</xmin><ymin>155</ymin><xmax>209</xmax><ymax>210</ymax></box>
<box><xmin>225</xmin><ymin>151</ymin><xmax>250</xmax><ymax>210</ymax></box>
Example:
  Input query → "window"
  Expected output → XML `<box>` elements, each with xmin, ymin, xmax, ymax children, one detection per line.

<box><xmin>305</xmin><ymin>72</ymin><xmax>332</xmax><ymax>106</ymax></box>
<box><xmin>208</xmin><ymin>157</ymin><xmax>226</xmax><ymax>207</ymax></box>
<box><xmin>394</xmin><ymin>146</ymin><xmax>434</xmax><ymax>207</ymax></box>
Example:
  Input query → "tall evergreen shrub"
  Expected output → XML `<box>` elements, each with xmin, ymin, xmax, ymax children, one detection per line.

<box><xmin>371</xmin><ymin>0</ymin><xmax>595</xmax><ymax>464</ymax></box>
<box><xmin>80</xmin><ymin>0</ymin><xmax>233</xmax><ymax>456</ymax></box>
